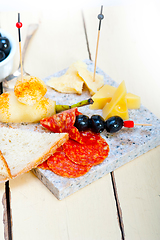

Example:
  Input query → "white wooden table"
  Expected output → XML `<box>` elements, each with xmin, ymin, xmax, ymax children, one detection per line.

<box><xmin>0</xmin><ymin>4</ymin><xmax>160</xmax><ymax>239</ymax></box>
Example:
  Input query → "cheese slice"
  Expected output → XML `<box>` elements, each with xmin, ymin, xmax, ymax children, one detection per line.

<box><xmin>47</xmin><ymin>65</ymin><xmax>84</xmax><ymax>94</ymax></box>
<box><xmin>70</xmin><ymin>60</ymin><xmax>87</xmax><ymax>70</ymax></box>
<box><xmin>74</xmin><ymin>62</ymin><xmax>104</xmax><ymax>95</ymax></box>
<box><xmin>102</xmin><ymin>81</ymin><xmax>129</xmax><ymax>120</ymax></box>
<box><xmin>47</xmin><ymin>61</ymin><xmax>104</xmax><ymax>95</ymax></box>
<box><xmin>0</xmin><ymin>92</ymin><xmax>56</xmax><ymax>123</ymax></box>
<box><xmin>90</xmin><ymin>84</ymin><xmax>141</xmax><ymax>110</ymax></box>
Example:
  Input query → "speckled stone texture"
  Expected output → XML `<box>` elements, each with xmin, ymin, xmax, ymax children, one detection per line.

<box><xmin>31</xmin><ymin>59</ymin><xmax>160</xmax><ymax>200</ymax></box>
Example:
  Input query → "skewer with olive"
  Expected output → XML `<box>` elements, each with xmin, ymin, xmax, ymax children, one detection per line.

<box><xmin>74</xmin><ymin>115</ymin><xmax>152</xmax><ymax>133</ymax></box>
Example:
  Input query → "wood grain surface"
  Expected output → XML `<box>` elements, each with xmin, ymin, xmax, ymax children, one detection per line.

<box><xmin>0</xmin><ymin>3</ymin><xmax>160</xmax><ymax>239</ymax></box>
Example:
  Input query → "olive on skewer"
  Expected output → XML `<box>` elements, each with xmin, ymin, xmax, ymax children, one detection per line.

<box><xmin>74</xmin><ymin>115</ymin><xmax>152</xmax><ymax>134</ymax></box>
<box><xmin>89</xmin><ymin>115</ymin><xmax>105</xmax><ymax>133</ymax></box>
<box><xmin>74</xmin><ymin>115</ymin><xmax>89</xmax><ymax>131</ymax></box>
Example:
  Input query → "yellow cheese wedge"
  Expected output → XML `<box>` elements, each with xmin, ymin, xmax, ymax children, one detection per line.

<box><xmin>90</xmin><ymin>84</ymin><xmax>116</xmax><ymax>109</ymax></box>
<box><xmin>126</xmin><ymin>92</ymin><xmax>141</xmax><ymax>109</ymax></box>
<box><xmin>90</xmin><ymin>84</ymin><xmax>141</xmax><ymax>110</ymax></box>
<box><xmin>102</xmin><ymin>81</ymin><xmax>129</xmax><ymax>120</ymax></box>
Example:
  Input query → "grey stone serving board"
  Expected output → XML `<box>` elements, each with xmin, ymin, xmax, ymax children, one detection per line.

<box><xmin>32</xmin><ymin>59</ymin><xmax>160</xmax><ymax>200</ymax></box>
<box><xmin>2</xmin><ymin>59</ymin><xmax>160</xmax><ymax>200</ymax></box>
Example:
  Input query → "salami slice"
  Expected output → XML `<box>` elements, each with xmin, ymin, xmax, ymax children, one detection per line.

<box><xmin>47</xmin><ymin>147</ymin><xmax>92</xmax><ymax>178</ymax></box>
<box><xmin>38</xmin><ymin>161</ymin><xmax>50</xmax><ymax>170</ymax></box>
<box><xmin>40</xmin><ymin>108</ymin><xmax>82</xmax><ymax>142</ymax></box>
<box><xmin>78</xmin><ymin>130</ymin><xmax>102</xmax><ymax>144</ymax></box>
<box><xmin>63</xmin><ymin>137</ymin><xmax>109</xmax><ymax>166</ymax></box>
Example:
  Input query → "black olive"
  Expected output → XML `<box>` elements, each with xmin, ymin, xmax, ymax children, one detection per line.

<box><xmin>90</xmin><ymin>115</ymin><xmax>105</xmax><ymax>133</ymax></box>
<box><xmin>74</xmin><ymin>115</ymin><xmax>89</xmax><ymax>131</ymax></box>
<box><xmin>0</xmin><ymin>37</ymin><xmax>11</xmax><ymax>57</ymax></box>
<box><xmin>105</xmin><ymin>116</ymin><xmax>123</xmax><ymax>133</ymax></box>
<box><xmin>0</xmin><ymin>50</ymin><xmax>6</xmax><ymax>62</ymax></box>
<box><xmin>88</xmin><ymin>118</ymin><xmax>92</xmax><ymax>128</ymax></box>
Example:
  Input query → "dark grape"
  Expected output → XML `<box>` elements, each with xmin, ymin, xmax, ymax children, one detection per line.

<box><xmin>90</xmin><ymin>115</ymin><xmax>105</xmax><ymax>133</ymax></box>
<box><xmin>74</xmin><ymin>115</ymin><xmax>89</xmax><ymax>131</ymax></box>
<box><xmin>105</xmin><ymin>116</ymin><xmax>123</xmax><ymax>133</ymax></box>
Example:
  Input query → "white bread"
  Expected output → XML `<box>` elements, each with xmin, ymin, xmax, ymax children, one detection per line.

<box><xmin>14</xmin><ymin>75</ymin><xmax>47</xmax><ymax>105</ymax></box>
<box><xmin>0</xmin><ymin>91</ymin><xmax>56</xmax><ymax>123</ymax></box>
<box><xmin>0</xmin><ymin>127</ymin><xmax>69</xmax><ymax>181</ymax></box>
<box><xmin>0</xmin><ymin>152</ymin><xmax>10</xmax><ymax>177</ymax></box>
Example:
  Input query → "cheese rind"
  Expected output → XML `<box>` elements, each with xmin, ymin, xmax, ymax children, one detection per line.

<box><xmin>102</xmin><ymin>81</ymin><xmax>129</xmax><ymax>120</ymax></box>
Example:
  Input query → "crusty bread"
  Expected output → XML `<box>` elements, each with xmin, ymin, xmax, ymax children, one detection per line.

<box><xmin>14</xmin><ymin>76</ymin><xmax>47</xmax><ymax>105</ymax></box>
<box><xmin>0</xmin><ymin>152</ymin><xmax>11</xmax><ymax>177</ymax></box>
<box><xmin>0</xmin><ymin>127</ymin><xmax>69</xmax><ymax>181</ymax></box>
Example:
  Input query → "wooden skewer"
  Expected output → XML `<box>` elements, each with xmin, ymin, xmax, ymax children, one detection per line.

<box><xmin>93</xmin><ymin>6</ymin><xmax>104</xmax><ymax>82</ymax></box>
<box><xmin>19</xmin><ymin>41</ymin><xmax>23</xmax><ymax>81</ymax></box>
<box><xmin>17</xmin><ymin>13</ymin><xmax>23</xmax><ymax>82</ymax></box>
<box><xmin>123</xmin><ymin>120</ymin><xmax>152</xmax><ymax>128</ymax></box>
<box><xmin>93</xmin><ymin>31</ymin><xmax>100</xmax><ymax>82</ymax></box>
<box><xmin>134</xmin><ymin>123</ymin><xmax>152</xmax><ymax>126</ymax></box>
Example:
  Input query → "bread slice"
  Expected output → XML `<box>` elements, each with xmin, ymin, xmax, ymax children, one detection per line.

<box><xmin>0</xmin><ymin>127</ymin><xmax>69</xmax><ymax>180</ymax></box>
<box><xmin>0</xmin><ymin>150</ymin><xmax>11</xmax><ymax>177</ymax></box>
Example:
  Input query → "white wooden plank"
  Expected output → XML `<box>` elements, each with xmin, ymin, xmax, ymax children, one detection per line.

<box><xmin>83</xmin><ymin>3</ymin><xmax>160</xmax><ymax>118</ymax></box>
<box><xmin>10</xmin><ymin>172</ymin><xmax>121</xmax><ymax>240</ymax></box>
<box><xmin>0</xmin><ymin>11</ymin><xmax>121</xmax><ymax>240</ymax></box>
<box><xmin>83</xmin><ymin>4</ymin><xmax>160</xmax><ymax>239</ymax></box>
<box><xmin>17</xmin><ymin>10</ymin><xmax>88</xmax><ymax>79</ymax></box>
<box><xmin>114</xmin><ymin>147</ymin><xmax>160</xmax><ymax>239</ymax></box>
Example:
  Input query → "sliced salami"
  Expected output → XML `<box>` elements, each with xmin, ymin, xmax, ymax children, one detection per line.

<box><xmin>47</xmin><ymin>147</ymin><xmax>92</xmax><ymax>178</ymax></box>
<box><xmin>63</xmin><ymin>137</ymin><xmax>109</xmax><ymax>166</ymax></box>
<box><xmin>40</xmin><ymin>108</ymin><xmax>82</xmax><ymax>142</ymax></box>
<box><xmin>38</xmin><ymin>161</ymin><xmax>50</xmax><ymax>170</ymax></box>
<box><xmin>78</xmin><ymin>130</ymin><xmax>102</xmax><ymax>144</ymax></box>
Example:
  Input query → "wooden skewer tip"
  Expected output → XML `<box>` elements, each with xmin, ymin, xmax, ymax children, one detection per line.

<box><xmin>134</xmin><ymin>123</ymin><xmax>152</xmax><ymax>126</ymax></box>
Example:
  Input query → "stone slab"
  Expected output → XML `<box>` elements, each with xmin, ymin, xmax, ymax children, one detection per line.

<box><xmin>32</xmin><ymin>59</ymin><xmax>160</xmax><ymax>200</ymax></box>
<box><xmin>2</xmin><ymin>59</ymin><xmax>159</xmax><ymax>200</ymax></box>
